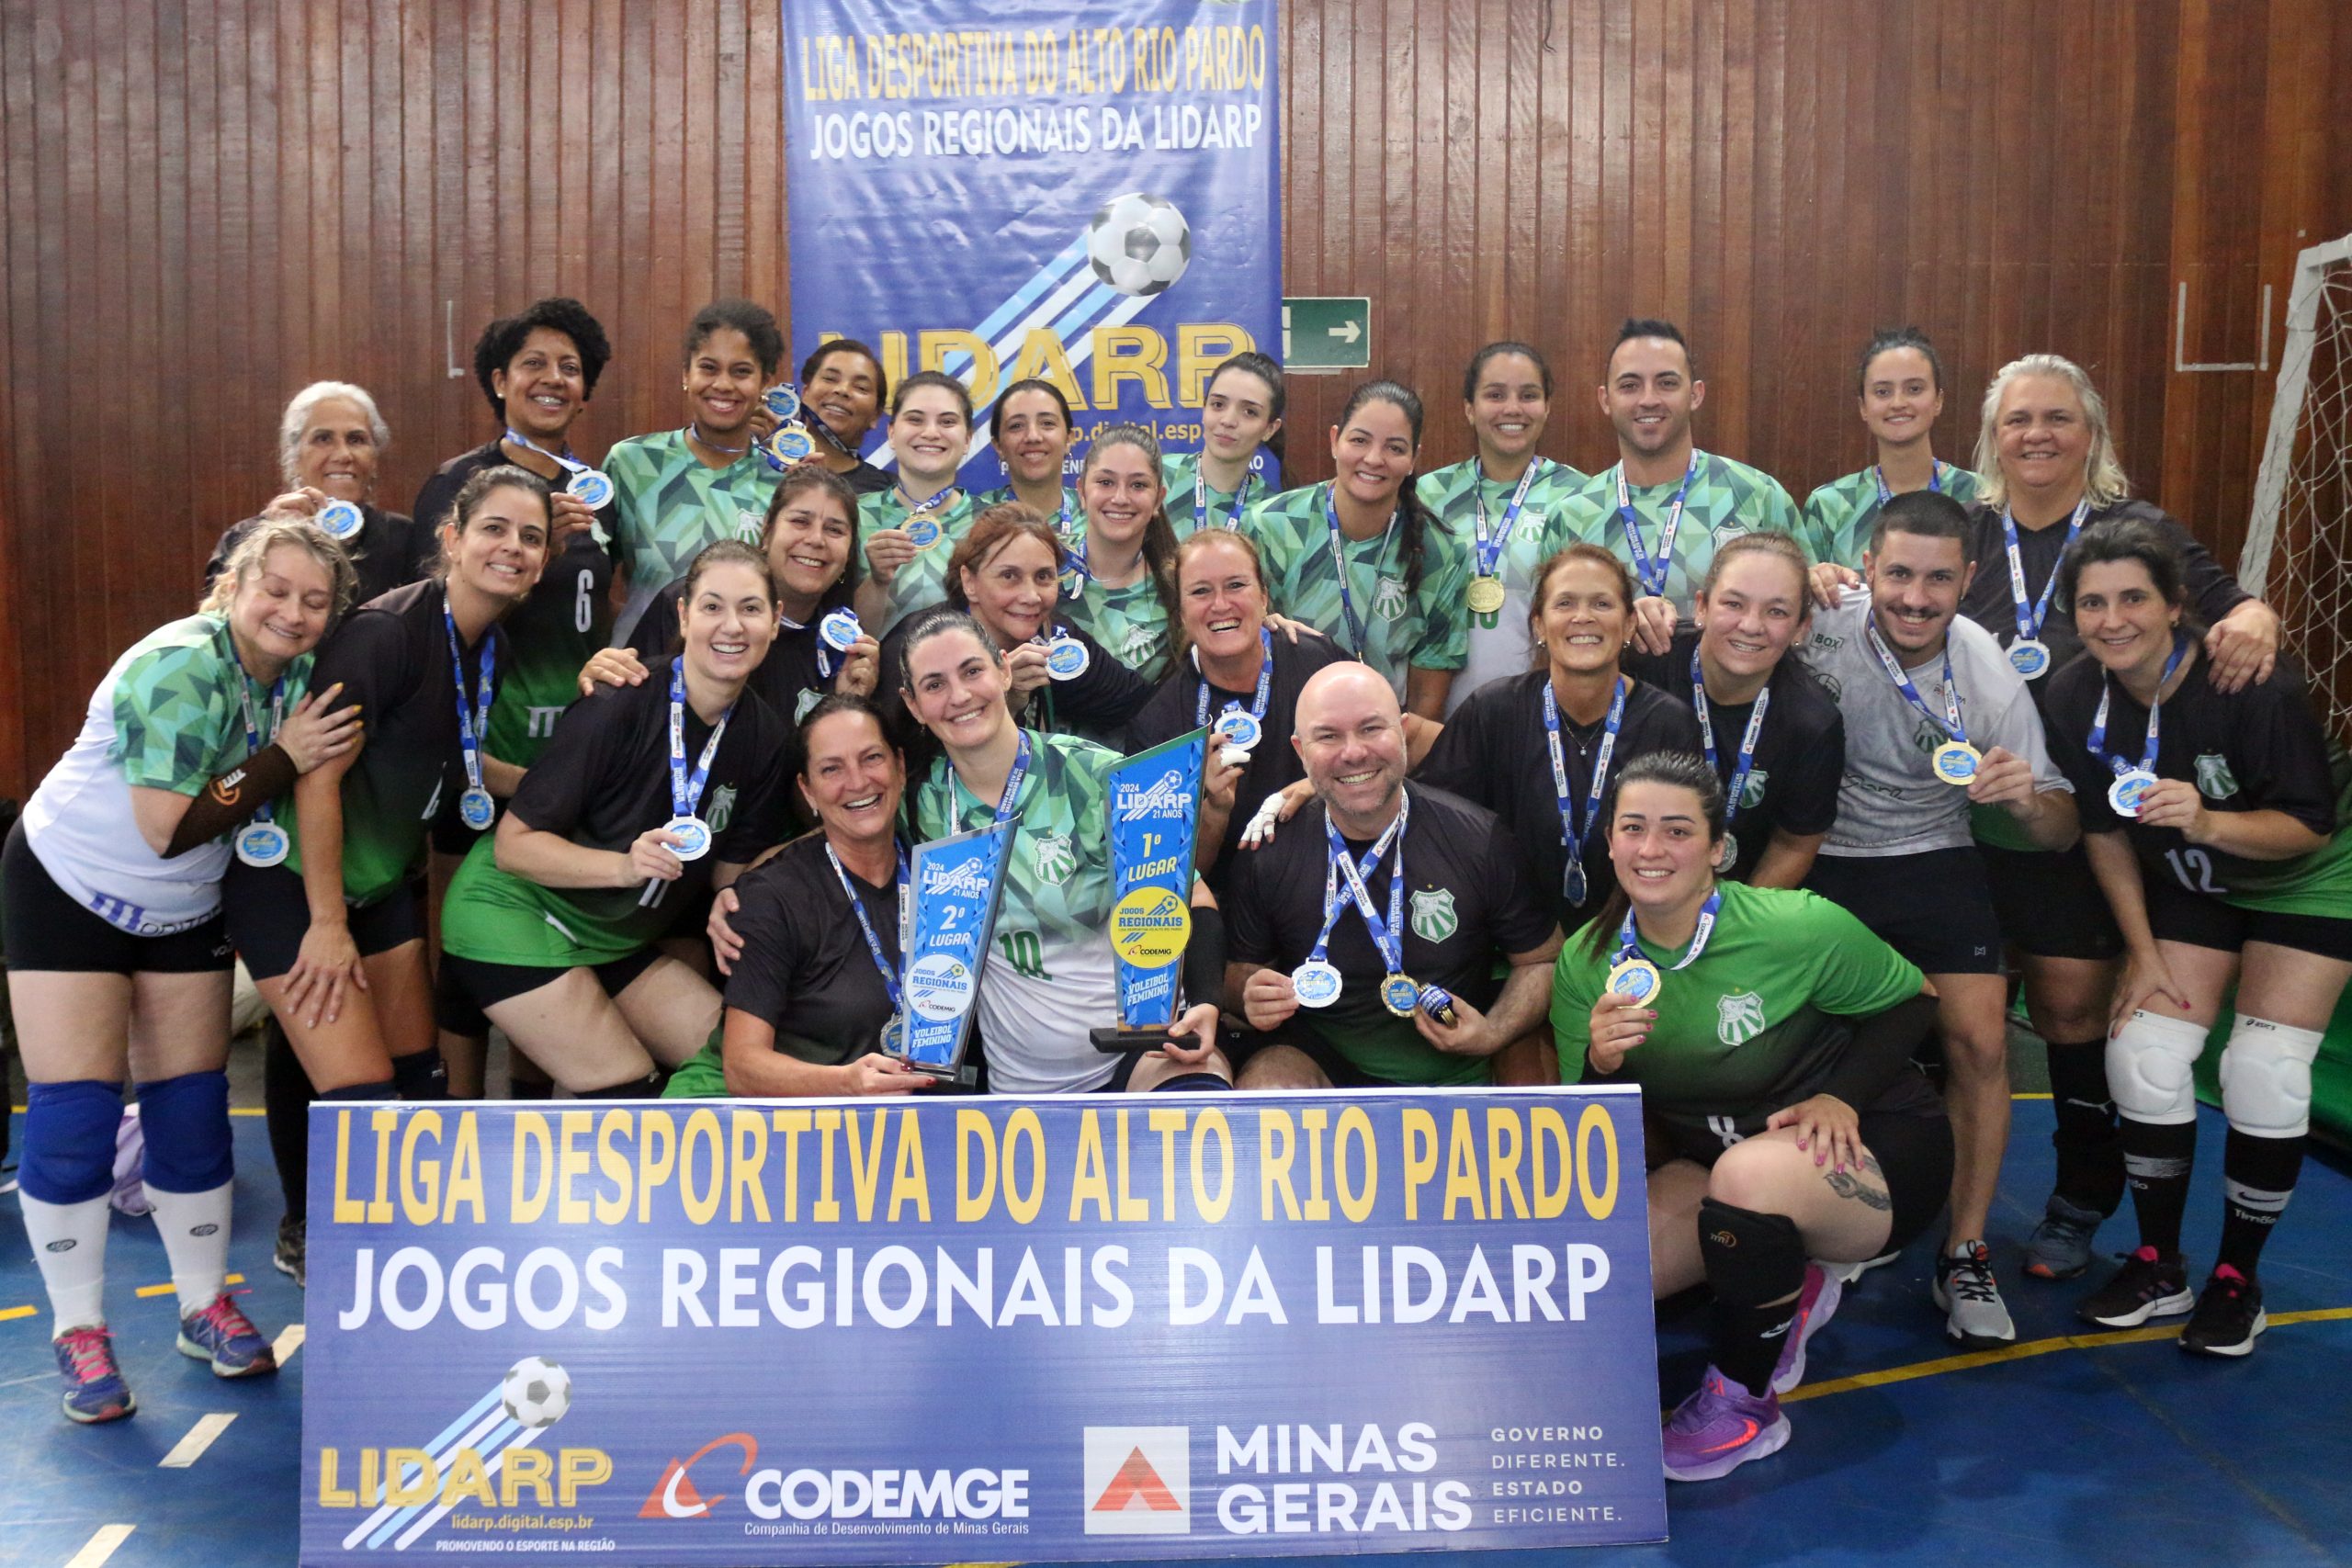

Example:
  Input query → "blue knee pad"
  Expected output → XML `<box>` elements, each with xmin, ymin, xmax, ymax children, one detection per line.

<box><xmin>20</xmin><ymin>1080</ymin><xmax>126</xmax><ymax>1204</ymax></box>
<box><xmin>136</xmin><ymin>1070</ymin><xmax>233</xmax><ymax>1194</ymax></box>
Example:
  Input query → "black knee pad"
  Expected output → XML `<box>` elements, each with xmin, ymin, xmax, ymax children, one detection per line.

<box><xmin>1697</xmin><ymin>1197</ymin><xmax>1807</xmax><ymax>1307</ymax></box>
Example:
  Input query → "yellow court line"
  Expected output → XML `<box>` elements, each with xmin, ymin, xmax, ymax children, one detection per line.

<box><xmin>1784</xmin><ymin>1305</ymin><xmax>2352</xmax><ymax>1404</ymax></box>
<box><xmin>133</xmin><ymin>1272</ymin><xmax>244</xmax><ymax>1300</ymax></box>
<box><xmin>158</xmin><ymin>1411</ymin><xmax>238</xmax><ymax>1469</ymax></box>
<box><xmin>62</xmin><ymin>1524</ymin><xmax>136</xmax><ymax>1568</ymax></box>
<box><xmin>2012</xmin><ymin>1091</ymin><xmax>2052</xmax><ymax>1100</ymax></box>
<box><xmin>0</xmin><ymin>1303</ymin><xmax>36</xmax><ymax>1322</ymax></box>
<box><xmin>273</xmin><ymin>1323</ymin><xmax>307</xmax><ymax>1366</ymax></box>
<box><xmin>6</xmin><ymin>1105</ymin><xmax>263</xmax><ymax>1114</ymax></box>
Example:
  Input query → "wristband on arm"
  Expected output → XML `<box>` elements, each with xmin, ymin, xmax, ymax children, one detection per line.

<box><xmin>1182</xmin><ymin>903</ymin><xmax>1227</xmax><ymax>1014</ymax></box>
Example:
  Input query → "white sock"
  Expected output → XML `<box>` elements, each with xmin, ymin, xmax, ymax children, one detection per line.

<box><xmin>147</xmin><ymin>1180</ymin><xmax>233</xmax><ymax>1315</ymax></box>
<box><xmin>20</xmin><ymin>1191</ymin><xmax>112</xmax><ymax>1334</ymax></box>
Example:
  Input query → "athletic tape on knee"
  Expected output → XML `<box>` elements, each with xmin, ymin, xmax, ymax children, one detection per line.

<box><xmin>2106</xmin><ymin>1010</ymin><xmax>2207</xmax><ymax>1126</ymax></box>
<box><xmin>2218</xmin><ymin>1016</ymin><xmax>2322</xmax><ymax>1138</ymax></box>
<box><xmin>1696</xmin><ymin>1197</ymin><xmax>1807</xmax><ymax>1307</ymax></box>
<box><xmin>20</xmin><ymin>1080</ymin><xmax>127</xmax><ymax>1205</ymax></box>
<box><xmin>135</xmin><ymin>1070</ymin><xmax>233</xmax><ymax>1194</ymax></box>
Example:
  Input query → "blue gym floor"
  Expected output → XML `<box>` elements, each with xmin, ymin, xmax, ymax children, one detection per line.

<box><xmin>1</xmin><ymin>1099</ymin><xmax>2346</xmax><ymax>1567</ymax></box>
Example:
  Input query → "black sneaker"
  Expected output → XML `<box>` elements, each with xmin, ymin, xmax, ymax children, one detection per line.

<box><xmin>274</xmin><ymin>1215</ymin><xmax>307</xmax><ymax>1291</ymax></box>
<box><xmin>2077</xmin><ymin>1245</ymin><xmax>2193</xmax><ymax>1328</ymax></box>
<box><xmin>2179</xmin><ymin>1266</ymin><xmax>2266</xmax><ymax>1357</ymax></box>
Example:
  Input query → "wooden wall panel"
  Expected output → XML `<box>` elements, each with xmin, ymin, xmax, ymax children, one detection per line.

<box><xmin>1</xmin><ymin>0</ymin><xmax>2346</xmax><ymax>796</ymax></box>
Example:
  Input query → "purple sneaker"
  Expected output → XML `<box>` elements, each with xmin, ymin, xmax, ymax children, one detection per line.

<box><xmin>1661</xmin><ymin>1368</ymin><xmax>1791</xmax><ymax>1482</ymax></box>
<box><xmin>55</xmin><ymin>1325</ymin><xmax>137</xmax><ymax>1424</ymax></box>
<box><xmin>1771</xmin><ymin>1262</ymin><xmax>1844</xmax><ymax>1394</ymax></box>
<box><xmin>177</xmin><ymin>1292</ymin><xmax>277</xmax><ymax>1378</ymax></box>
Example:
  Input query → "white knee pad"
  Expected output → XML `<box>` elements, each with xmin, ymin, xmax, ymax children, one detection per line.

<box><xmin>2106</xmin><ymin>1010</ymin><xmax>2208</xmax><ymax>1126</ymax></box>
<box><xmin>2218</xmin><ymin>1016</ymin><xmax>2322</xmax><ymax>1138</ymax></box>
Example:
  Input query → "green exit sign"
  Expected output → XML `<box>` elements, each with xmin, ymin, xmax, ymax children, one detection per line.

<box><xmin>1283</xmin><ymin>297</ymin><xmax>1371</xmax><ymax>373</ymax></box>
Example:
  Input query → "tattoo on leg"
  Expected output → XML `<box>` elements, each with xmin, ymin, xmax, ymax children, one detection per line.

<box><xmin>1824</xmin><ymin>1166</ymin><xmax>1893</xmax><ymax>1211</ymax></box>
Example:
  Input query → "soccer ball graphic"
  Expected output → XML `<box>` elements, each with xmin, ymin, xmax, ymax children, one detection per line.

<box><xmin>501</xmin><ymin>1356</ymin><xmax>571</xmax><ymax>1428</ymax></box>
<box><xmin>1087</xmin><ymin>193</ymin><xmax>1192</xmax><ymax>296</ymax></box>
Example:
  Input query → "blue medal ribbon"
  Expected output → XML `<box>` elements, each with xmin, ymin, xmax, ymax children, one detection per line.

<box><xmin>1613</xmin><ymin>887</ymin><xmax>1724</xmax><ymax>971</ymax></box>
<box><xmin>1690</xmin><ymin>649</ymin><xmax>1770</xmax><ymax>829</ymax></box>
<box><xmin>503</xmin><ymin>426</ymin><xmax>589</xmax><ymax>484</ymax></box>
<box><xmin>1309</xmin><ymin>793</ymin><xmax>1410</xmax><ymax>973</ymax></box>
<box><xmin>896</xmin><ymin>485</ymin><xmax>959</xmax><ymax>519</ymax></box>
<box><xmin>1194</xmin><ymin>462</ymin><xmax>1253</xmax><ymax>532</ymax></box>
<box><xmin>667</xmin><ymin>656</ymin><xmax>735</xmax><ymax>820</ymax></box>
<box><xmin>1544</xmin><ymin>676</ymin><xmax>1628</xmax><ymax>897</ymax></box>
<box><xmin>826</xmin><ymin>840</ymin><xmax>910</xmax><ymax>1017</ymax></box>
<box><xmin>1871</xmin><ymin>459</ymin><xmax>1946</xmax><ymax>504</ymax></box>
<box><xmin>1863</xmin><ymin>618</ymin><xmax>1967</xmax><ymax>747</ymax></box>
<box><xmin>442</xmin><ymin>604</ymin><xmax>497</xmax><ymax>798</ymax></box>
<box><xmin>1322</xmin><ymin>484</ymin><xmax>1400</xmax><ymax>661</ymax></box>
<box><xmin>1613</xmin><ymin>453</ymin><xmax>1700</xmax><ymax>600</ymax></box>
<box><xmin>1473</xmin><ymin>458</ymin><xmax>1546</xmax><ymax>580</ymax></box>
<box><xmin>234</xmin><ymin>671</ymin><xmax>288</xmax><ymax>826</ymax></box>
<box><xmin>781</xmin><ymin>610</ymin><xmax>835</xmax><ymax>682</ymax></box>
<box><xmin>1194</xmin><ymin>626</ymin><xmax>1275</xmax><ymax>730</ymax></box>
<box><xmin>683</xmin><ymin>423</ymin><xmax>752</xmax><ymax>458</ymax></box>
<box><xmin>953</xmin><ymin>729</ymin><xmax>1033</xmax><ymax>827</ymax></box>
<box><xmin>2001</xmin><ymin>496</ymin><xmax>2092</xmax><ymax>646</ymax></box>
<box><xmin>2088</xmin><ymin>634</ymin><xmax>2188</xmax><ymax>780</ymax></box>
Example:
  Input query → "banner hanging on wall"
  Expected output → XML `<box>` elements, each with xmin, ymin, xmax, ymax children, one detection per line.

<box><xmin>780</xmin><ymin>0</ymin><xmax>1283</xmax><ymax>484</ymax></box>
<box><xmin>299</xmin><ymin>1090</ymin><xmax>1666</xmax><ymax>1562</ymax></box>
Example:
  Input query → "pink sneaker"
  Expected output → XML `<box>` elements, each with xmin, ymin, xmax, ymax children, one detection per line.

<box><xmin>1661</xmin><ymin>1368</ymin><xmax>1791</xmax><ymax>1482</ymax></box>
<box><xmin>1771</xmin><ymin>1263</ymin><xmax>1844</xmax><ymax>1394</ymax></box>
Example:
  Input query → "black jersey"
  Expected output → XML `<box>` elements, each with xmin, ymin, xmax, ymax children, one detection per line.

<box><xmin>723</xmin><ymin>832</ymin><xmax>903</xmax><ymax>1063</ymax></box>
<box><xmin>2041</xmin><ymin>650</ymin><xmax>2352</xmax><ymax>917</ymax></box>
<box><xmin>876</xmin><ymin>608</ymin><xmax>1151</xmax><ymax>753</ymax></box>
<box><xmin>1960</xmin><ymin>498</ymin><xmax>2250</xmax><ymax>690</ymax></box>
<box><xmin>205</xmin><ymin>503</ymin><xmax>433</xmax><ymax>607</ymax></box>
<box><xmin>1415</xmin><ymin>670</ymin><xmax>1704</xmax><ymax>930</ymax></box>
<box><xmin>414</xmin><ymin>439</ymin><xmax>620</xmax><ymax>769</ymax></box>
<box><xmin>1126</xmin><ymin>632</ymin><xmax>1349</xmax><ymax>892</ymax></box>
<box><xmin>290</xmin><ymin>581</ymin><xmax>494</xmax><ymax>904</ymax></box>
<box><xmin>837</xmin><ymin>459</ymin><xmax>894</xmax><ymax>498</ymax></box>
<box><xmin>628</xmin><ymin>575</ymin><xmax>849</xmax><ymax>728</ymax></box>
<box><xmin>1225</xmin><ymin>785</ymin><xmax>1557</xmax><ymax>1087</ymax></box>
<box><xmin>1623</xmin><ymin>628</ymin><xmax>1846</xmax><ymax>879</ymax></box>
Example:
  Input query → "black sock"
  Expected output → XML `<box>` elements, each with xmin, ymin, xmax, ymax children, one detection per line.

<box><xmin>262</xmin><ymin>1017</ymin><xmax>318</xmax><ymax>1224</ymax></box>
<box><xmin>2217</xmin><ymin>1130</ymin><xmax>2302</xmax><ymax>1279</ymax></box>
<box><xmin>2044</xmin><ymin>1038</ymin><xmax>2123</xmax><ymax>1213</ymax></box>
<box><xmin>2120</xmin><ymin>1117</ymin><xmax>2198</xmax><ymax>1258</ymax></box>
<box><xmin>389</xmin><ymin>1048</ymin><xmax>448</xmax><ymax>1101</ymax></box>
<box><xmin>1715</xmin><ymin>1297</ymin><xmax>1800</xmax><ymax>1399</ymax></box>
<box><xmin>576</xmin><ymin>1075</ymin><xmax>655</xmax><ymax>1100</ymax></box>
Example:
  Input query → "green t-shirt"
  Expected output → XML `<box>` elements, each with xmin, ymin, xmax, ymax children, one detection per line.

<box><xmin>112</xmin><ymin>614</ymin><xmax>314</xmax><ymax>797</ymax></box>
<box><xmin>1550</xmin><ymin>882</ymin><xmax>1923</xmax><ymax>1141</ymax></box>
<box><xmin>1238</xmin><ymin>482</ymin><xmax>1470</xmax><ymax>696</ymax></box>
<box><xmin>860</xmin><ymin>488</ymin><xmax>979</xmax><ymax>633</ymax></box>
<box><xmin>1558</xmin><ymin>452</ymin><xmax>1801</xmax><ymax>611</ymax></box>
<box><xmin>606</xmin><ymin>428</ymin><xmax>780</xmax><ymax>629</ymax></box>
<box><xmin>1160</xmin><ymin>450</ymin><xmax>1274</xmax><ymax>537</ymax></box>
<box><xmin>1419</xmin><ymin>457</ymin><xmax>1589</xmax><ymax>710</ymax></box>
<box><xmin>1059</xmin><ymin>569</ymin><xmax>1173</xmax><ymax>678</ymax></box>
<box><xmin>972</xmin><ymin>483</ymin><xmax>1082</xmax><ymax>535</ymax></box>
<box><xmin>1800</xmin><ymin>462</ymin><xmax>1984</xmax><ymax>570</ymax></box>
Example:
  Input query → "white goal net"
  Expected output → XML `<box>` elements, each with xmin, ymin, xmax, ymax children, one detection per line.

<box><xmin>2244</xmin><ymin>233</ymin><xmax>2352</xmax><ymax>746</ymax></box>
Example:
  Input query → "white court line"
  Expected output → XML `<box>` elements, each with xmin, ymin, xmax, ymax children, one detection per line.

<box><xmin>273</xmin><ymin>1323</ymin><xmax>306</xmax><ymax>1366</ymax></box>
<box><xmin>62</xmin><ymin>1524</ymin><xmax>135</xmax><ymax>1566</ymax></box>
<box><xmin>158</xmin><ymin>1411</ymin><xmax>237</xmax><ymax>1469</ymax></box>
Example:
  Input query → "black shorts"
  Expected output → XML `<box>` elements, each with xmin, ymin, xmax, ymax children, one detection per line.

<box><xmin>225</xmin><ymin>860</ymin><xmax>426</xmax><ymax>981</ymax></box>
<box><xmin>1804</xmin><ymin>848</ymin><xmax>2005</xmax><ymax>976</ymax></box>
<box><xmin>1979</xmin><ymin>840</ymin><xmax>2125</xmax><ymax>962</ymax></box>
<box><xmin>1100</xmin><ymin>1046</ymin><xmax>1232</xmax><ymax>1093</ymax></box>
<box><xmin>2143</xmin><ymin>875</ymin><xmax>2352</xmax><ymax>964</ymax></box>
<box><xmin>1228</xmin><ymin>1026</ymin><xmax>1416</xmax><ymax>1090</ymax></box>
<box><xmin>439</xmin><ymin>948</ymin><xmax>663</xmax><ymax>1015</ymax></box>
<box><xmin>2</xmin><ymin>820</ymin><xmax>233</xmax><ymax>976</ymax></box>
<box><xmin>1658</xmin><ymin>1109</ymin><xmax>1955</xmax><ymax>1257</ymax></box>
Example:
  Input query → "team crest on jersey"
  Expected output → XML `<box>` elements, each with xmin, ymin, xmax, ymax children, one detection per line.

<box><xmin>736</xmin><ymin>509</ymin><xmax>763</xmax><ymax>543</ymax></box>
<box><xmin>1738</xmin><ymin>771</ymin><xmax>1768</xmax><ymax>810</ymax></box>
<box><xmin>707</xmin><ymin>784</ymin><xmax>738</xmax><ymax>835</ymax></box>
<box><xmin>794</xmin><ymin>688</ymin><xmax>822</xmax><ymax>723</ymax></box>
<box><xmin>1372</xmin><ymin>576</ymin><xmax>1408</xmax><ymax>621</ymax></box>
<box><xmin>1710</xmin><ymin>520</ymin><xmax>1750</xmax><ymax>547</ymax></box>
<box><xmin>2195</xmin><ymin>753</ymin><xmax>2240</xmax><ymax>799</ymax></box>
<box><xmin>1032</xmin><ymin>830</ymin><xmax>1076</xmax><ymax>886</ymax></box>
<box><xmin>1409</xmin><ymin>887</ymin><xmax>1458</xmax><ymax>942</ymax></box>
<box><xmin>1120</xmin><ymin>625</ymin><xmax>1159</xmax><ymax>665</ymax></box>
<box><xmin>1813</xmin><ymin>671</ymin><xmax>1842</xmax><ymax>701</ymax></box>
<box><xmin>1716</xmin><ymin>990</ymin><xmax>1766</xmax><ymax>1047</ymax></box>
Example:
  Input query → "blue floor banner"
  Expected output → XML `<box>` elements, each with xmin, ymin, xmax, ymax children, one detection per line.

<box><xmin>300</xmin><ymin>1089</ymin><xmax>1665</xmax><ymax>1562</ymax></box>
<box><xmin>781</xmin><ymin>1</ymin><xmax>1282</xmax><ymax>481</ymax></box>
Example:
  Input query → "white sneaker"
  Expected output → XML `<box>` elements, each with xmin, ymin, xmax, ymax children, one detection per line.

<box><xmin>1931</xmin><ymin>1239</ymin><xmax>2017</xmax><ymax>1348</ymax></box>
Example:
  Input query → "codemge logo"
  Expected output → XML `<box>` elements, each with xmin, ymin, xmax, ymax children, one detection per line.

<box><xmin>1083</xmin><ymin>1427</ymin><xmax>1190</xmax><ymax>1536</ymax></box>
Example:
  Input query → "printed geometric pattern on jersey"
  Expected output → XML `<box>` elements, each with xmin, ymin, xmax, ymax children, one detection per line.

<box><xmin>1238</xmin><ymin>481</ymin><xmax>1470</xmax><ymax>698</ymax></box>
<box><xmin>1161</xmin><ymin>449</ymin><xmax>1273</xmax><ymax>537</ymax></box>
<box><xmin>1551</xmin><ymin>881</ymin><xmax>1926</xmax><ymax>1140</ymax></box>
<box><xmin>1557</xmin><ymin>452</ymin><xmax>1801</xmax><ymax>611</ymax></box>
<box><xmin>1059</xmin><ymin>570</ymin><xmax>1173</xmax><ymax>677</ymax></box>
<box><xmin>1801</xmin><ymin>464</ymin><xmax>1984</xmax><ymax>570</ymax></box>
<box><xmin>860</xmin><ymin>488</ymin><xmax>978</xmax><ymax>633</ymax></box>
<box><xmin>1420</xmin><ymin>457</ymin><xmax>1588</xmax><ymax>716</ymax></box>
<box><xmin>606</xmin><ymin>427</ymin><xmax>781</xmax><ymax>634</ymax></box>
<box><xmin>972</xmin><ymin>483</ymin><xmax>1083</xmax><ymax>535</ymax></box>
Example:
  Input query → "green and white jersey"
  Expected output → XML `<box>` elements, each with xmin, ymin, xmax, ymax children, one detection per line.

<box><xmin>1161</xmin><ymin>450</ymin><xmax>1272</xmax><ymax>537</ymax></box>
<box><xmin>1238</xmin><ymin>482</ymin><xmax>1471</xmax><ymax>699</ymax></box>
<box><xmin>1419</xmin><ymin>456</ymin><xmax>1588</xmax><ymax>716</ymax></box>
<box><xmin>23</xmin><ymin>613</ymin><xmax>312</xmax><ymax>931</ymax></box>
<box><xmin>911</xmin><ymin>729</ymin><xmax>1122</xmax><ymax>1094</ymax></box>
<box><xmin>1551</xmin><ymin>882</ymin><xmax>1925</xmax><ymax>1141</ymax></box>
<box><xmin>1558</xmin><ymin>452</ymin><xmax>1801</xmax><ymax>613</ymax></box>
<box><xmin>860</xmin><ymin>488</ymin><xmax>979</xmax><ymax>633</ymax></box>
<box><xmin>1059</xmin><ymin>569</ymin><xmax>1173</xmax><ymax>678</ymax></box>
<box><xmin>1800</xmin><ymin>462</ymin><xmax>1984</xmax><ymax>570</ymax></box>
<box><xmin>972</xmin><ymin>482</ymin><xmax>1082</xmax><ymax>535</ymax></box>
<box><xmin>605</xmin><ymin>428</ymin><xmax>780</xmax><ymax>638</ymax></box>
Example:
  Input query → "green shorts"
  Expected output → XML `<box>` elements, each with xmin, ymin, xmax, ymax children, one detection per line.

<box><xmin>662</xmin><ymin>1041</ymin><xmax>730</xmax><ymax>1100</ymax></box>
<box><xmin>439</xmin><ymin>837</ymin><xmax>646</xmax><ymax>967</ymax></box>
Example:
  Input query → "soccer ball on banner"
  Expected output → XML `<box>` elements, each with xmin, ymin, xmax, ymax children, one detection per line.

<box><xmin>1087</xmin><ymin>193</ymin><xmax>1193</xmax><ymax>296</ymax></box>
<box><xmin>501</xmin><ymin>1356</ymin><xmax>572</xmax><ymax>1428</ymax></box>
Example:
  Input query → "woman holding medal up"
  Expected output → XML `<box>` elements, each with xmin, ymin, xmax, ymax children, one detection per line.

<box><xmin>857</xmin><ymin>371</ymin><xmax>980</xmax><ymax>634</ymax></box>
<box><xmin>6</xmin><ymin>521</ymin><xmax>358</xmax><ymax>1422</ymax></box>
<box><xmin>899</xmin><ymin>611</ymin><xmax>1229</xmax><ymax>1095</ymax></box>
<box><xmin>1057</xmin><ymin>423</ymin><xmax>1185</xmax><ymax>679</ymax></box>
<box><xmin>1798</xmin><ymin>328</ymin><xmax>1981</xmax><ymax>573</ymax></box>
<box><xmin>2038</xmin><ymin>521</ymin><xmax>2351</xmax><ymax>1357</ymax></box>
<box><xmin>1162</xmin><ymin>351</ymin><xmax>1284</xmax><ymax>536</ymax></box>
<box><xmin>1555</xmin><ymin>751</ymin><xmax>1951</xmax><ymax>1481</ymax></box>
<box><xmin>1421</xmin><ymin>343</ymin><xmax>1586</xmax><ymax>716</ymax></box>
<box><xmin>973</xmin><ymin>378</ymin><xmax>1083</xmax><ymax>528</ymax></box>
<box><xmin>438</xmin><ymin>542</ymin><xmax>792</xmax><ymax>1097</ymax></box>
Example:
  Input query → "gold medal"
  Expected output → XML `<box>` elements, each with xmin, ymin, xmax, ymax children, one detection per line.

<box><xmin>1466</xmin><ymin>574</ymin><xmax>1508</xmax><ymax>615</ymax></box>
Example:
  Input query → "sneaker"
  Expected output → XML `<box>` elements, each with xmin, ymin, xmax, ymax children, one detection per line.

<box><xmin>1822</xmin><ymin>1249</ymin><xmax>1899</xmax><ymax>1286</ymax></box>
<box><xmin>274</xmin><ymin>1215</ymin><xmax>307</xmax><ymax>1290</ymax></box>
<box><xmin>2179</xmin><ymin>1266</ymin><xmax>2267</xmax><ymax>1357</ymax></box>
<box><xmin>1931</xmin><ymin>1240</ymin><xmax>2017</xmax><ymax>1348</ymax></box>
<box><xmin>54</xmin><ymin>1325</ymin><xmax>137</xmax><ymax>1424</ymax></box>
<box><xmin>1660</xmin><ymin>1368</ymin><xmax>1791</xmax><ymax>1483</ymax></box>
<box><xmin>176</xmin><ymin>1292</ymin><xmax>278</xmax><ymax>1378</ymax></box>
<box><xmin>2077</xmin><ymin>1246</ymin><xmax>2195</xmax><ymax>1328</ymax></box>
<box><xmin>1771</xmin><ymin>1264</ymin><xmax>1844</xmax><ymax>1395</ymax></box>
<box><xmin>2021</xmin><ymin>1193</ymin><xmax>2106</xmax><ymax>1280</ymax></box>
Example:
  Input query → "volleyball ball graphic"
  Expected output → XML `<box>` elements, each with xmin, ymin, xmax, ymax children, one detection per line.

<box><xmin>500</xmin><ymin>1356</ymin><xmax>572</xmax><ymax>1428</ymax></box>
<box><xmin>1087</xmin><ymin>192</ymin><xmax>1192</xmax><ymax>296</ymax></box>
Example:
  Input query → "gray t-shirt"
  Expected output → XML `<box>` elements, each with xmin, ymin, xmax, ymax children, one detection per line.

<box><xmin>1803</xmin><ymin>592</ymin><xmax>2068</xmax><ymax>857</ymax></box>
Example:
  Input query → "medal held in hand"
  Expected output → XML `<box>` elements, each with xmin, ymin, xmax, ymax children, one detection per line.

<box><xmin>759</xmin><ymin>384</ymin><xmax>819</xmax><ymax>469</ymax></box>
<box><xmin>1093</xmin><ymin>729</ymin><xmax>1207</xmax><ymax>1055</ymax></box>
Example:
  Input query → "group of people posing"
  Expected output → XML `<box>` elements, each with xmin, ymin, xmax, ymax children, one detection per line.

<box><xmin>8</xmin><ymin>299</ymin><xmax>2346</xmax><ymax>1492</ymax></box>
